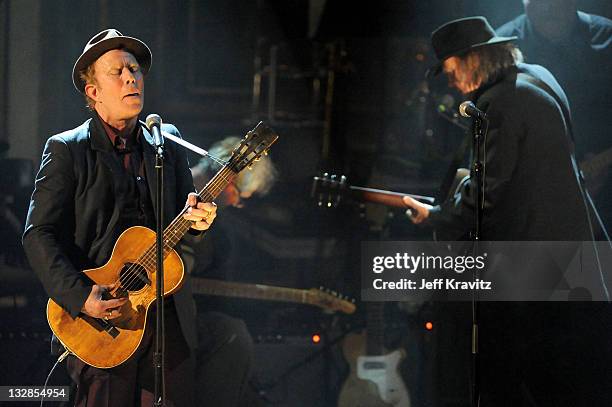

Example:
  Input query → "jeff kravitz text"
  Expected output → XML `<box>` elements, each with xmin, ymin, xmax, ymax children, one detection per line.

<box><xmin>372</xmin><ymin>278</ymin><xmax>492</xmax><ymax>290</ymax></box>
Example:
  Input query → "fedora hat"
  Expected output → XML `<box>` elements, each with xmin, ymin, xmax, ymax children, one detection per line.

<box><xmin>72</xmin><ymin>28</ymin><xmax>152</xmax><ymax>93</ymax></box>
<box><xmin>428</xmin><ymin>16</ymin><xmax>516</xmax><ymax>77</ymax></box>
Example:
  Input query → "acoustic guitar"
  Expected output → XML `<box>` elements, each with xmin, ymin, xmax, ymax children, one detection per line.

<box><xmin>191</xmin><ymin>277</ymin><xmax>356</xmax><ymax>314</ymax></box>
<box><xmin>46</xmin><ymin>122</ymin><xmax>278</xmax><ymax>368</ymax></box>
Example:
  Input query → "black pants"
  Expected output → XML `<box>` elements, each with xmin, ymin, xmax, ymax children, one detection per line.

<box><xmin>65</xmin><ymin>302</ymin><xmax>195</xmax><ymax>407</ymax></box>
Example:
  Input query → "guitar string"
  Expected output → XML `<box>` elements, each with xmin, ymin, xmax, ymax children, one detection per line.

<box><xmin>115</xmin><ymin>167</ymin><xmax>234</xmax><ymax>292</ymax></box>
<box><xmin>116</xmin><ymin>166</ymin><xmax>235</xmax><ymax>291</ymax></box>
<box><xmin>116</xmin><ymin>138</ymin><xmax>271</xmax><ymax>292</ymax></box>
<box><xmin>114</xmin><ymin>166</ymin><xmax>236</xmax><ymax>293</ymax></box>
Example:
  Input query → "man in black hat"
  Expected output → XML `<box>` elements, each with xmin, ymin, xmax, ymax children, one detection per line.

<box><xmin>23</xmin><ymin>29</ymin><xmax>216</xmax><ymax>406</ymax></box>
<box><xmin>401</xmin><ymin>16</ymin><xmax>605</xmax><ymax>406</ymax></box>
<box><xmin>403</xmin><ymin>16</ymin><xmax>587</xmax><ymax>241</ymax></box>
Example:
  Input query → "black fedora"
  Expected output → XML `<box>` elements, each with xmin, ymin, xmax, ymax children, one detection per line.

<box><xmin>428</xmin><ymin>16</ymin><xmax>516</xmax><ymax>77</ymax></box>
<box><xmin>72</xmin><ymin>28</ymin><xmax>152</xmax><ymax>93</ymax></box>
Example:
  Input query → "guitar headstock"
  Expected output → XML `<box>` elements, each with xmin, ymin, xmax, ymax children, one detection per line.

<box><xmin>228</xmin><ymin>122</ymin><xmax>279</xmax><ymax>174</ymax></box>
<box><xmin>307</xmin><ymin>287</ymin><xmax>356</xmax><ymax>314</ymax></box>
<box><xmin>311</xmin><ymin>172</ymin><xmax>349</xmax><ymax>208</ymax></box>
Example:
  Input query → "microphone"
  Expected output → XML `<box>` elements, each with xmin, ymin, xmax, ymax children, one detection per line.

<box><xmin>145</xmin><ymin>114</ymin><xmax>164</xmax><ymax>150</ymax></box>
<box><xmin>459</xmin><ymin>101</ymin><xmax>487</xmax><ymax>120</ymax></box>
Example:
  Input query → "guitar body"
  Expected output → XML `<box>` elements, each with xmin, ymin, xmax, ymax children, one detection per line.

<box><xmin>46</xmin><ymin>226</ymin><xmax>184</xmax><ymax>368</ymax></box>
<box><xmin>338</xmin><ymin>330</ymin><xmax>410</xmax><ymax>407</ymax></box>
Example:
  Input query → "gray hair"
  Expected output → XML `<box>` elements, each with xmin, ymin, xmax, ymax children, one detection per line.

<box><xmin>464</xmin><ymin>43</ymin><xmax>524</xmax><ymax>87</ymax></box>
<box><xmin>191</xmin><ymin>136</ymin><xmax>278</xmax><ymax>195</ymax></box>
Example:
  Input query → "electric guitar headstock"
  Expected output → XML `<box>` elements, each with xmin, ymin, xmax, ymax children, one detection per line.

<box><xmin>307</xmin><ymin>287</ymin><xmax>356</xmax><ymax>314</ymax></box>
<box><xmin>311</xmin><ymin>172</ymin><xmax>349</xmax><ymax>208</ymax></box>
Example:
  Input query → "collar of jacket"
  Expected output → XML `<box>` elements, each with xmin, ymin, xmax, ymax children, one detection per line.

<box><xmin>471</xmin><ymin>65</ymin><xmax>517</xmax><ymax>102</ymax></box>
<box><xmin>88</xmin><ymin>112</ymin><xmax>157</xmax><ymax>152</ymax></box>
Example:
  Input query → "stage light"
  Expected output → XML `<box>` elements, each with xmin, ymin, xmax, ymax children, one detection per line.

<box><xmin>312</xmin><ymin>334</ymin><xmax>321</xmax><ymax>343</ymax></box>
<box><xmin>425</xmin><ymin>321</ymin><xmax>433</xmax><ymax>331</ymax></box>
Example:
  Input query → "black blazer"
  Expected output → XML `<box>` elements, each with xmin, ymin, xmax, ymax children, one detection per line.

<box><xmin>23</xmin><ymin>115</ymin><xmax>201</xmax><ymax>350</ymax></box>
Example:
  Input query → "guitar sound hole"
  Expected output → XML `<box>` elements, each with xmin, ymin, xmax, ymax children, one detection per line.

<box><xmin>119</xmin><ymin>263</ymin><xmax>151</xmax><ymax>291</ymax></box>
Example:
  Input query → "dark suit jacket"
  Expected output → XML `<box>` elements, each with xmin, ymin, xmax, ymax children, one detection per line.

<box><xmin>23</xmin><ymin>115</ymin><xmax>201</xmax><ymax>350</ymax></box>
<box><xmin>428</xmin><ymin>63</ymin><xmax>588</xmax><ymax>241</ymax></box>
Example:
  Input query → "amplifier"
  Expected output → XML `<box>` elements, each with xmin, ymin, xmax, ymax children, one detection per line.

<box><xmin>250</xmin><ymin>334</ymin><xmax>345</xmax><ymax>407</ymax></box>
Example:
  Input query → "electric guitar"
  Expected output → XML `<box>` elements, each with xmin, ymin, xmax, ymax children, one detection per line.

<box><xmin>311</xmin><ymin>169</ymin><xmax>469</xmax><ymax>240</ymax></box>
<box><xmin>191</xmin><ymin>277</ymin><xmax>356</xmax><ymax>314</ymax></box>
<box><xmin>311</xmin><ymin>170</ymin><xmax>468</xmax><ymax>210</ymax></box>
<box><xmin>46</xmin><ymin>122</ymin><xmax>278</xmax><ymax>368</ymax></box>
<box><xmin>580</xmin><ymin>145</ymin><xmax>612</xmax><ymax>194</ymax></box>
<box><xmin>338</xmin><ymin>303</ymin><xmax>411</xmax><ymax>407</ymax></box>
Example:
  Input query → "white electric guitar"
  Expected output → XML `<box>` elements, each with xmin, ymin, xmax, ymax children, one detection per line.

<box><xmin>338</xmin><ymin>303</ymin><xmax>410</xmax><ymax>407</ymax></box>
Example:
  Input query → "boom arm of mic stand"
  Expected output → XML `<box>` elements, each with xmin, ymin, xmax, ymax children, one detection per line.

<box><xmin>161</xmin><ymin>130</ymin><xmax>212</xmax><ymax>159</ymax></box>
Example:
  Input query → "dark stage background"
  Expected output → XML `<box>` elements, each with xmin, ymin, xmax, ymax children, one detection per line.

<box><xmin>1</xmin><ymin>1</ymin><xmax>611</xmax><ymax>406</ymax></box>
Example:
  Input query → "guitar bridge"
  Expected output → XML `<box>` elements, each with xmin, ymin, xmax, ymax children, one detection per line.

<box><xmin>99</xmin><ymin>319</ymin><xmax>120</xmax><ymax>338</ymax></box>
<box><xmin>81</xmin><ymin>314</ymin><xmax>120</xmax><ymax>338</ymax></box>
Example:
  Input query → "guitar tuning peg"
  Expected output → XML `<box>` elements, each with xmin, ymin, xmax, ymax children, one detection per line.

<box><xmin>332</xmin><ymin>291</ymin><xmax>337</xmax><ymax>296</ymax></box>
<box><xmin>247</xmin><ymin>164</ymin><xmax>253</xmax><ymax>170</ymax></box>
<box><xmin>254</xmin><ymin>156</ymin><xmax>262</xmax><ymax>162</ymax></box>
<box><xmin>263</xmin><ymin>150</ymin><xmax>269</xmax><ymax>156</ymax></box>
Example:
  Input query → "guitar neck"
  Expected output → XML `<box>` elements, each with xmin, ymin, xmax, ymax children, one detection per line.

<box><xmin>581</xmin><ymin>147</ymin><xmax>612</xmax><ymax>179</ymax></box>
<box><xmin>349</xmin><ymin>186</ymin><xmax>435</xmax><ymax>208</ymax></box>
<box><xmin>191</xmin><ymin>277</ymin><xmax>311</xmax><ymax>304</ymax></box>
<box><xmin>366</xmin><ymin>302</ymin><xmax>386</xmax><ymax>356</ymax></box>
<box><xmin>155</xmin><ymin>166</ymin><xmax>237</xmax><ymax>257</ymax></box>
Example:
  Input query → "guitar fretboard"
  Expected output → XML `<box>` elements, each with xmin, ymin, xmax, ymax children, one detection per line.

<box><xmin>191</xmin><ymin>278</ymin><xmax>310</xmax><ymax>304</ymax></box>
<box><xmin>138</xmin><ymin>166</ymin><xmax>237</xmax><ymax>271</ymax></box>
<box><xmin>366</xmin><ymin>302</ymin><xmax>386</xmax><ymax>356</ymax></box>
<box><xmin>581</xmin><ymin>147</ymin><xmax>612</xmax><ymax>179</ymax></box>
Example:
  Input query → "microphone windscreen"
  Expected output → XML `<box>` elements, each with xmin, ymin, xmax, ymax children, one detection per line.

<box><xmin>145</xmin><ymin>114</ymin><xmax>162</xmax><ymax>130</ymax></box>
<box><xmin>458</xmin><ymin>101</ymin><xmax>472</xmax><ymax>118</ymax></box>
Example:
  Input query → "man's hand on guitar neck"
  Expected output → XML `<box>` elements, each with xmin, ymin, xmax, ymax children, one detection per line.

<box><xmin>82</xmin><ymin>284</ymin><xmax>128</xmax><ymax>320</ymax></box>
<box><xmin>183</xmin><ymin>193</ymin><xmax>217</xmax><ymax>231</ymax></box>
<box><xmin>402</xmin><ymin>196</ymin><xmax>432</xmax><ymax>224</ymax></box>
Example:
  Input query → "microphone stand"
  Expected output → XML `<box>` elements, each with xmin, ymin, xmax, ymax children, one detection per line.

<box><xmin>143</xmin><ymin>112</ymin><xmax>226</xmax><ymax>405</ymax></box>
<box><xmin>144</xmin><ymin>120</ymin><xmax>217</xmax><ymax>406</ymax></box>
<box><xmin>154</xmin><ymin>143</ymin><xmax>165</xmax><ymax>407</ymax></box>
<box><xmin>470</xmin><ymin>115</ymin><xmax>486</xmax><ymax>407</ymax></box>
